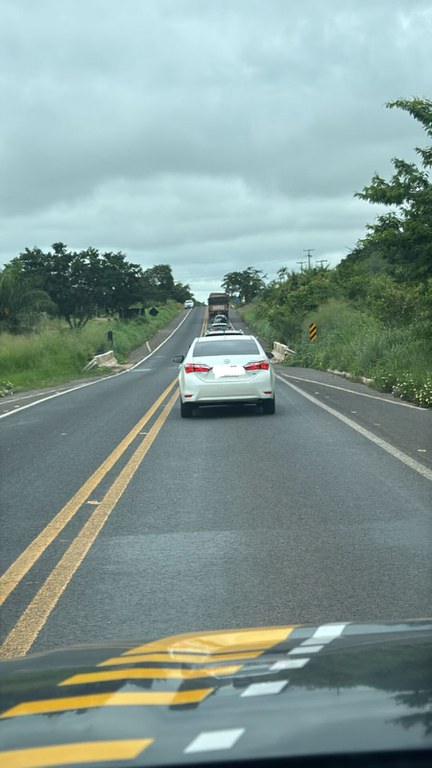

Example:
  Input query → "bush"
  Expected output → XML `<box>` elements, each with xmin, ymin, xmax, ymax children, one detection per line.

<box><xmin>239</xmin><ymin>306</ymin><xmax>278</xmax><ymax>345</ymax></box>
<box><xmin>0</xmin><ymin>302</ymin><xmax>181</xmax><ymax>392</ymax></box>
<box><xmin>0</xmin><ymin>380</ymin><xmax>13</xmax><ymax>397</ymax></box>
<box><xmin>275</xmin><ymin>300</ymin><xmax>432</xmax><ymax>408</ymax></box>
<box><xmin>376</xmin><ymin>372</ymin><xmax>432</xmax><ymax>407</ymax></box>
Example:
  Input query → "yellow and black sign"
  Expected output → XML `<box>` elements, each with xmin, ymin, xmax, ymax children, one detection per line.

<box><xmin>309</xmin><ymin>322</ymin><xmax>317</xmax><ymax>342</ymax></box>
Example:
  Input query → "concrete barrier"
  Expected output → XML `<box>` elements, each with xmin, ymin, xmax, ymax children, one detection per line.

<box><xmin>84</xmin><ymin>350</ymin><xmax>118</xmax><ymax>371</ymax></box>
<box><xmin>271</xmin><ymin>341</ymin><xmax>295</xmax><ymax>362</ymax></box>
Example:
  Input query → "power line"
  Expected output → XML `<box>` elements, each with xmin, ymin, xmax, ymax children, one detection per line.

<box><xmin>296</xmin><ymin>260</ymin><xmax>306</xmax><ymax>272</ymax></box>
<box><xmin>303</xmin><ymin>248</ymin><xmax>315</xmax><ymax>269</ymax></box>
<box><xmin>316</xmin><ymin>259</ymin><xmax>328</xmax><ymax>268</ymax></box>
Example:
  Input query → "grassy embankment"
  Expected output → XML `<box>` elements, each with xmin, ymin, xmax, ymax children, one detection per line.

<box><xmin>0</xmin><ymin>301</ymin><xmax>181</xmax><ymax>395</ymax></box>
<box><xmin>240</xmin><ymin>299</ymin><xmax>432</xmax><ymax>407</ymax></box>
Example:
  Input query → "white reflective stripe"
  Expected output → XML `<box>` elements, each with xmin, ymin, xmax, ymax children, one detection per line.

<box><xmin>185</xmin><ymin>729</ymin><xmax>245</xmax><ymax>753</ymax></box>
<box><xmin>270</xmin><ymin>658</ymin><xmax>310</xmax><ymax>670</ymax></box>
<box><xmin>288</xmin><ymin>645</ymin><xmax>324</xmax><ymax>654</ymax></box>
<box><xmin>241</xmin><ymin>681</ymin><xmax>287</xmax><ymax>697</ymax></box>
<box><xmin>310</xmin><ymin>623</ymin><xmax>347</xmax><ymax>641</ymax></box>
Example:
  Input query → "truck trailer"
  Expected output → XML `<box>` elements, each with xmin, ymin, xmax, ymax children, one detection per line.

<box><xmin>207</xmin><ymin>292</ymin><xmax>229</xmax><ymax>322</ymax></box>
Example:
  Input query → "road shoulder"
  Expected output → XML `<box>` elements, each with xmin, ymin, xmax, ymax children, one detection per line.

<box><xmin>0</xmin><ymin>310</ymin><xmax>190</xmax><ymax>417</ymax></box>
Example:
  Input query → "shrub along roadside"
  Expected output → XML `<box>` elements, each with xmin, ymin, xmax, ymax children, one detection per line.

<box><xmin>0</xmin><ymin>302</ymin><xmax>181</xmax><ymax>394</ymax></box>
<box><xmin>239</xmin><ymin>300</ymin><xmax>432</xmax><ymax>408</ymax></box>
<box><xmin>240</xmin><ymin>306</ymin><xmax>279</xmax><ymax>348</ymax></box>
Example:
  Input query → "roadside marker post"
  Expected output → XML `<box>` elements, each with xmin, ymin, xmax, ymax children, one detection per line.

<box><xmin>309</xmin><ymin>322</ymin><xmax>317</xmax><ymax>342</ymax></box>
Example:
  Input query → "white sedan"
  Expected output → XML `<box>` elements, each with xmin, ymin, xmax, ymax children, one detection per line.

<box><xmin>173</xmin><ymin>335</ymin><xmax>275</xmax><ymax>417</ymax></box>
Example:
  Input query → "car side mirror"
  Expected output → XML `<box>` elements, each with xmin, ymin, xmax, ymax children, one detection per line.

<box><xmin>267</xmin><ymin>351</ymin><xmax>274</xmax><ymax>359</ymax></box>
<box><xmin>172</xmin><ymin>355</ymin><xmax>184</xmax><ymax>363</ymax></box>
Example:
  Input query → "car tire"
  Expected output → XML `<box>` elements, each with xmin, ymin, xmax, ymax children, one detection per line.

<box><xmin>262</xmin><ymin>397</ymin><xmax>275</xmax><ymax>415</ymax></box>
<box><xmin>180</xmin><ymin>401</ymin><xmax>193</xmax><ymax>418</ymax></box>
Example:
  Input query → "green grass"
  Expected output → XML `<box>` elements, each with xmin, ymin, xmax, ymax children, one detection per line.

<box><xmin>240</xmin><ymin>298</ymin><xmax>432</xmax><ymax>407</ymax></box>
<box><xmin>0</xmin><ymin>302</ymin><xmax>181</xmax><ymax>394</ymax></box>
<box><xmin>239</xmin><ymin>306</ymin><xmax>279</xmax><ymax>345</ymax></box>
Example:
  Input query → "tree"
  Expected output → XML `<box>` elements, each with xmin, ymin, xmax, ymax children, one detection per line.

<box><xmin>96</xmin><ymin>251</ymin><xmax>143</xmax><ymax>316</ymax></box>
<box><xmin>265</xmin><ymin>267</ymin><xmax>332</xmax><ymax>309</ymax></box>
<box><xmin>172</xmin><ymin>281</ymin><xmax>193</xmax><ymax>303</ymax></box>
<box><xmin>12</xmin><ymin>243</ymin><xmax>143</xmax><ymax>327</ymax></box>
<box><xmin>141</xmin><ymin>264</ymin><xmax>176</xmax><ymax>304</ymax></box>
<box><xmin>222</xmin><ymin>267</ymin><xmax>266</xmax><ymax>304</ymax></box>
<box><xmin>0</xmin><ymin>262</ymin><xmax>54</xmax><ymax>332</ymax></box>
<box><xmin>355</xmin><ymin>98</ymin><xmax>432</xmax><ymax>281</ymax></box>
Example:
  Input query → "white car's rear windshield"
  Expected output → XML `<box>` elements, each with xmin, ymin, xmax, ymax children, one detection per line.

<box><xmin>194</xmin><ymin>339</ymin><xmax>260</xmax><ymax>356</ymax></box>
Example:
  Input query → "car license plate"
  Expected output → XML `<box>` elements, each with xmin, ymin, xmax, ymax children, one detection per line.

<box><xmin>213</xmin><ymin>365</ymin><xmax>245</xmax><ymax>378</ymax></box>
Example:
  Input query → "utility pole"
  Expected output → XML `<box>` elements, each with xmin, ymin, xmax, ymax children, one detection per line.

<box><xmin>316</xmin><ymin>259</ymin><xmax>328</xmax><ymax>268</ymax></box>
<box><xmin>303</xmin><ymin>248</ymin><xmax>315</xmax><ymax>270</ymax></box>
<box><xmin>296</xmin><ymin>260</ymin><xmax>306</xmax><ymax>272</ymax></box>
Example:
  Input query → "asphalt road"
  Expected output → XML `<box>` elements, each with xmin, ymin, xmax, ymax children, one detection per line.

<box><xmin>0</xmin><ymin>307</ymin><xmax>431</xmax><ymax>658</ymax></box>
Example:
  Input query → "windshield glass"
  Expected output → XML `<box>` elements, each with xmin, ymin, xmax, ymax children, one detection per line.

<box><xmin>1</xmin><ymin>2</ymin><xmax>431</xmax><ymax>766</ymax></box>
<box><xmin>193</xmin><ymin>339</ymin><xmax>260</xmax><ymax>356</ymax></box>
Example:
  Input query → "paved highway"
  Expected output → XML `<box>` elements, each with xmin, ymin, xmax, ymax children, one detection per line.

<box><xmin>0</xmin><ymin>306</ymin><xmax>431</xmax><ymax>658</ymax></box>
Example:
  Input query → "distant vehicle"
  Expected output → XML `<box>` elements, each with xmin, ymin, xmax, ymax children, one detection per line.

<box><xmin>205</xmin><ymin>328</ymin><xmax>243</xmax><ymax>336</ymax></box>
<box><xmin>210</xmin><ymin>321</ymin><xmax>229</xmax><ymax>331</ymax></box>
<box><xmin>208</xmin><ymin>292</ymin><xmax>229</xmax><ymax>322</ymax></box>
<box><xmin>173</xmin><ymin>334</ymin><xmax>275</xmax><ymax>417</ymax></box>
<box><xmin>213</xmin><ymin>313</ymin><xmax>228</xmax><ymax>323</ymax></box>
<box><xmin>184</xmin><ymin>299</ymin><xmax>194</xmax><ymax>308</ymax></box>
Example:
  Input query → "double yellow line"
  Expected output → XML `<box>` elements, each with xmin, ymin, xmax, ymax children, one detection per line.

<box><xmin>201</xmin><ymin>307</ymin><xmax>208</xmax><ymax>335</ymax></box>
<box><xmin>0</xmin><ymin>379</ymin><xmax>179</xmax><ymax>659</ymax></box>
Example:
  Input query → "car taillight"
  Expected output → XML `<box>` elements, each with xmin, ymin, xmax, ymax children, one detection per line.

<box><xmin>243</xmin><ymin>360</ymin><xmax>270</xmax><ymax>371</ymax></box>
<box><xmin>184</xmin><ymin>363</ymin><xmax>212</xmax><ymax>374</ymax></box>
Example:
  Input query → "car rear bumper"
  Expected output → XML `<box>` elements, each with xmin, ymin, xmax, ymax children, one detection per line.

<box><xmin>180</xmin><ymin>386</ymin><xmax>275</xmax><ymax>405</ymax></box>
<box><xmin>188</xmin><ymin>396</ymin><xmax>266</xmax><ymax>405</ymax></box>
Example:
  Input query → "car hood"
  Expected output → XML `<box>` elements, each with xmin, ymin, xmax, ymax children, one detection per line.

<box><xmin>1</xmin><ymin>620</ymin><xmax>431</xmax><ymax>766</ymax></box>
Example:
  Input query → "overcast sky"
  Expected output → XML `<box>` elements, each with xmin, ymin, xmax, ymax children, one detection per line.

<box><xmin>1</xmin><ymin>0</ymin><xmax>431</xmax><ymax>299</ymax></box>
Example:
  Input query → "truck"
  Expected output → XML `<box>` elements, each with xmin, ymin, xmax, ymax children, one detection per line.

<box><xmin>207</xmin><ymin>292</ymin><xmax>229</xmax><ymax>322</ymax></box>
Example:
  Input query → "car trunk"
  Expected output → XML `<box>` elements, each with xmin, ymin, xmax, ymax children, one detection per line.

<box><xmin>192</xmin><ymin>355</ymin><xmax>260</xmax><ymax>384</ymax></box>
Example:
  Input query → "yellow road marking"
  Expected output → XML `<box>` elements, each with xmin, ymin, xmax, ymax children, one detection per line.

<box><xmin>0</xmin><ymin>379</ymin><xmax>177</xmax><ymax>609</ymax></box>
<box><xmin>60</xmin><ymin>665</ymin><xmax>242</xmax><ymax>685</ymax></box>
<box><xmin>0</xmin><ymin>389</ymin><xmax>179</xmax><ymax>659</ymax></box>
<box><xmin>98</xmin><ymin>650</ymin><xmax>262</xmax><ymax>665</ymax></box>
<box><xmin>122</xmin><ymin>627</ymin><xmax>295</xmax><ymax>656</ymax></box>
<box><xmin>1</xmin><ymin>689</ymin><xmax>212</xmax><ymax>718</ymax></box>
<box><xmin>200</xmin><ymin>307</ymin><xmax>208</xmax><ymax>336</ymax></box>
<box><xmin>0</xmin><ymin>740</ymin><xmax>153</xmax><ymax>768</ymax></box>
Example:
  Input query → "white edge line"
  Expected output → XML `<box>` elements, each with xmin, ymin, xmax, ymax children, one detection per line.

<box><xmin>277</xmin><ymin>374</ymin><xmax>432</xmax><ymax>482</ymax></box>
<box><xmin>0</xmin><ymin>310</ymin><xmax>191</xmax><ymax>420</ymax></box>
<box><xmin>279</xmin><ymin>373</ymin><xmax>424</xmax><ymax>410</ymax></box>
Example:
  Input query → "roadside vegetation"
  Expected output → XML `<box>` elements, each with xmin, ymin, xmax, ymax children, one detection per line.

<box><xmin>0</xmin><ymin>302</ymin><xmax>181</xmax><ymax>394</ymax></box>
<box><xmin>0</xmin><ymin>245</ymin><xmax>192</xmax><ymax>394</ymax></box>
<box><xmin>232</xmin><ymin>98</ymin><xmax>432</xmax><ymax>407</ymax></box>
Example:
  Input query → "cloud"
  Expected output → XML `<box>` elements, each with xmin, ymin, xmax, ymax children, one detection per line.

<box><xmin>1</xmin><ymin>0</ymin><xmax>431</xmax><ymax>298</ymax></box>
